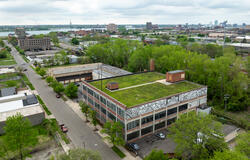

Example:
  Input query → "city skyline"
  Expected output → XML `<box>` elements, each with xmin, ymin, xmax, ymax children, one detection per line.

<box><xmin>0</xmin><ymin>0</ymin><xmax>250</xmax><ymax>25</ymax></box>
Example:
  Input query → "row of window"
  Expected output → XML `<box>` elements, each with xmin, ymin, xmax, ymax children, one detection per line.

<box><xmin>127</xmin><ymin>119</ymin><xmax>176</xmax><ymax>141</ymax></box>
<box><xmin>83</xmin><ymin>85</ymin><xmax>125</xmax><ymax>118</ymax></box>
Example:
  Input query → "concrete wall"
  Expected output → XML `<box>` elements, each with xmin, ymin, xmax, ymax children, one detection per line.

<box><xmin>0</xmin><ymin>112</ymin><xmax>45</xmax><ymax>134</ymax></box>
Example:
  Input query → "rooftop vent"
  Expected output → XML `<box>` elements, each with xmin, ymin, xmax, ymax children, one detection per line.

<box><xmin>166</xmin><ymin>70</ymin><xmax>185</xmax><ymax>83</ymax></box>
<box><xmin>106</xmin><ymin>82</ymin><xmax>119</xmax><ymax>90</ymax></box>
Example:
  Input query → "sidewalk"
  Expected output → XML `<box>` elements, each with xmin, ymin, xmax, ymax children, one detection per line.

<box><xmin>65</xmin><ymin>99</ymin><xmax>142</xmax><ymax>160</ymax></box>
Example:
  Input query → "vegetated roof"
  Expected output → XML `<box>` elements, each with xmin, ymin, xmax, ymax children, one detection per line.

<box><xmin>89</xmin><ymin>72</ymin><xmax>201</xmax><ymax>107</ymax></box>
<box><xmin>0</xmin><ymin>87</ymin><xmax>16</xmax><ymax>97</ymax></box>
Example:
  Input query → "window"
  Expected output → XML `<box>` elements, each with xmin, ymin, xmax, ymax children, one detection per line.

<box><xmin>108</xmin><ymin>112</ymin><xmax>116</xmax><ymax>121</ymax></box>
<box><xmin>83</xmin><ymin>94</ymin><xmax>87</xmax><ymax>100</ymax></box>
<box><xmin>117</xmin><ymin>119</ymin><xmax>125</xmax><ymax>128</ymax></box>
<box><xmin>94</xmin><ymin>102</ymin><xmax>100</xmax><ymax>109</ymax></box>
<box><xmin>100</xmin><ymin>115</ymin><xmax>106</xmax><ymax>123</ymax></box>
<box><xmin>117</xmin><ymin>107</ymin><xmax>124</xmax><ymax>118</ymax></box>
<box><xmin>141</xmin><ymin>115</ymin><xmax>153</xmax><ymax>125</ymax></box>
<box><xmin>107</xmin><ymin>100</ymin><xmax>116</xmax><ymax>112</ymax></box>
<box><xmin>101</xmin><ymin>106</ymin><xmax>106</xmax><ymax>115</ymax></box>
<box><xmin>100</xmin><ymin>96</ymin><xmax>106</xmax><ymax>105</ymax></box>
<box><xmin>155</xmin><ymin>111</ymin><xmax>166</xmax><ymax>120</ymax></box>
<box><xmin>87</xmin><ymin>88</ymin><xmax>93</xmax><ymax>96</ymax></box>
<box><xmin>167</xmin><ymin>107</ymin><xmax>177</xmax><ymax>115</ymax></box>
<box><xmin>88</xmin><ymin>97</ymin><xmax>94</xmax><ymax>106</ymax></box>
<box><xmin>141</xmin><ymin>126</ymin><xmax>153</xmax><ymax>136</ymax></box>
<box><xmin>127</xmin><ymin>131</ymin><xmax>139</xmax><ymax>141</ymax></box>
<box><xmin>179</xmin><ymin>104</ymin><xmax>188</xmax><ymax>112</ymax></box>
<box><xmin>167</xmin><ymin>117</ymin><xmax>176</xmax><ymax>125</ymax></box>
<box><xmin>93</xmin><ymin>92</ymin><xmax>99</xmax><ymax>100</ymax></box>
<box><xmin>155</xmin><ymin>121</ymin><xmax>165</xmax><ymax>130</ymax></box>
<box><xmin>127</xmin><ymin>120</ymin><xmax>140</xmax><ymax>130</ymax></box>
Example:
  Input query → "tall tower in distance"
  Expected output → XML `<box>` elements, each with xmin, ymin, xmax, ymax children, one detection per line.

<box><xmin>70</xmin><ymin>20</ymin><xmax>72</xmax><ymax>29</ymax></box>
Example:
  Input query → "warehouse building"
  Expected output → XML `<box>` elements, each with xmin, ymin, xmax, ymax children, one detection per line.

<box><xmin>80</xmin><ymin>71</ymin><xmax>207</xmax><ymax>142</ymax></box>
<box><xmin>48</xmin><ymin>63</ymin><xmax>131</xmax><ymax>84</ymax></box>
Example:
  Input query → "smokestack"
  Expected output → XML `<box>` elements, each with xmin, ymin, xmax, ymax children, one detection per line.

<box><xmin>150</xmin><ymin>59</ymin><xmax>155</xmax><ymax>71</ymax></box>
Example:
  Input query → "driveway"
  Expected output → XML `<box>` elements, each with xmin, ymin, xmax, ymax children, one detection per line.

<box><xmin>4</xmin><ymin>41</ymin><xmax>120</xmax><ymax>160</ymax></box>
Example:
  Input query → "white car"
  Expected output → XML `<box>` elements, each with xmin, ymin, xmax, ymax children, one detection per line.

<box><xmin>155</xmin><ymin>132</ymin><xmax>165</xmax><ymax>139</ymax></box>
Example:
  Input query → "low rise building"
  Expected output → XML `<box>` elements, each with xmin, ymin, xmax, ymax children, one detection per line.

<box><xmin>0</xmin><ymin>89</ymin><xmax>45</xmax><ymax>134</ymax></box>
<box><xmin>80</xmin><ymin>71</ymin><xmax>207</xmax><ymax>142</ymax></box>
<box><xmin>107</xmin><ymin>23</ymin><xmax>118</xmax><ymax>33</ymax></box>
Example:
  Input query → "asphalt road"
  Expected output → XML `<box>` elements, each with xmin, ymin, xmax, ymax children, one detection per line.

<box><xmin>4</xmin><ymin>41</ymin><xmax>120</xmax><ymax>160</ymax></box>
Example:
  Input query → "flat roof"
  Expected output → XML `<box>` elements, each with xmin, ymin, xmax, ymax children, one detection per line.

<box><xmin>0</xmin><ymin>104</ymin><xmax>43</xmax><ymax>122</ymax></box>
<box><xmin>89</xmin><ymin>72</ymin><xmax>202</xmax><ymax>107</ymax></box>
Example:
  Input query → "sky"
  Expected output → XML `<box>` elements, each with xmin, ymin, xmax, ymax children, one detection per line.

<box><xmin>0</xmin><ymin>0</ymin><xmax>250</xmax><ymax>25</ymax></box>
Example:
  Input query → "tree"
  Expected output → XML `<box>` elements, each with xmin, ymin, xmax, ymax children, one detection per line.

<box><xmin>90</xmin><ymin>109</ymin><xmax>98</xmax><ymax>131</ymax></box>
<box><xmin>168</xmin><ymin>112</ymin><xmax>227</xmax><ymax>160</ymax></box>
<box><xmin>3</xmin><ymin>113</ymin><xmax>38</xmax><ymax>160</ymax></box>
<box><xmin>53</xmin><ymin>82</ymin><xmax>65</xmax><ymax>94</ymax></box>
<box><xmin>225</xmin><ymin>37</ymin><xmax>231</xmax><ymax>43</ymax></box>
<box><xmin>0</xmin><ymin>49</ymin><xmax>8</xmax><ymax>58</ymax></box>
<box><xmin>210</xmin><ymin>150</ymin><xmax>248</xmax><ymax>160</ymax></box>
<box><xmin>64</xmin><ymin>82</ymin><xmax>78</xmax><ymax>98</ymax></box>
<box><xmin>46</xmin><ymin>76</ymin><xmax>54</xmax><ymax>85</ymax></box>
<box><xmin>38</xmin><ymin>68</ymin><xmax>46</xmax><ymax>78</ymax></box>
<box><xmin>80</xmin><ymin>101</ymin><xmax>90</xmax><ymax>122</ymax></box>
<box><xmin>235</xmin><ymin>131</ymin><xmax>250</xmax><ymax>157</ymax></box>
<box><xmin>71</xmin><ymin>38</ymin><xmax>79</xmax><ymax>45</ymax></box>
<box><xmin>144</xmin><ymin>149</ymin><xmax>168</xmax><ymax>160</ymax></box>
<box><xmin>55</xmin><ymin>148</ymin><xmax>101</xmax><ymax>160</ymax></box>
<box><xmin>101</xmin><ymin>121</ymin><xmax>125</xmax><ymax>147</ymax></box>
<box><xmin>0</xmin><ymin>138</ymin><xmax>9</xmax><ymax>160</ymax></box>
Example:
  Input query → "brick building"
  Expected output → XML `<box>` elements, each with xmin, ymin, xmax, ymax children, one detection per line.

<box><xmin>80</xmin><ymin>71</ymin><xmax>207</xmax><ymax>142</ymax></box>
<box><xmin>18</xmin><ymin>37</ymin><xmax>51</xmax><ymax>51</ymax></box>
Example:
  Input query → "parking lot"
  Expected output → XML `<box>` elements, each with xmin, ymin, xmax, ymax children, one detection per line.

<box><xmin>134</xmin><ymin>129</ymin><xmax>176</xmax><ymax>158</ymax></box>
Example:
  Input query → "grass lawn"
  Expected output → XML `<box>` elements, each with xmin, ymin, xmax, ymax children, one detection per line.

<box><xmin>37</xmin><ymin>95</ymin><xmax>52</xmax><ymax>115</ymax></box>
<box><xmin>0</xmin><ymin>72</ymin><xmax>19</xmax><ymax>79</ymax></box>
<box><xmin>112</xmin><ymin>146</ymin><xmax>126</xmax><ymax>158</ymax></box>
<box><xmin>0</xmin><ymin>79</ymin><xmax>24</xmax><ymax>89</ymax></box>
<box><xmin>90</xmin><ymin>72</ymin><xmax>166</xmax><ymax>90</ymax></box>
<box><xmin>102</xmin><ymin>81</ymin><xmax>201</xmax><ymax>107</ymax></box>
<box><xmin>0</xmin><ymin>53</ymin><xmax>16</xmax><ymax>66</ymax></box>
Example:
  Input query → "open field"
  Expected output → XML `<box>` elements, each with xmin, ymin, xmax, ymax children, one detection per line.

<box><xmin>0</xmin><ymin>53</ymin><xmax>16</xmax><ymax>66</ymax></box>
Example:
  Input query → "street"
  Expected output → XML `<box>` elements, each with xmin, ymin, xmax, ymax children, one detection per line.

<box><xmin>4</xmin><ymin>41</ymin><xmax>120</xmax><ymax>160</ymax></box>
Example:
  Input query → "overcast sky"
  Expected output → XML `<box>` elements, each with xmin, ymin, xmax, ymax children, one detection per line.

<box><xmin>0</xmin><ymin>0</ymin><xmax>249</xmax><ymax>25</ymax></box>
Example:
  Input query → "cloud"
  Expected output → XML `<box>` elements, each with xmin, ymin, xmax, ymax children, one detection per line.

<box><xmin>0</xmin><ymin>0</ymin><xmax>249</xmax><ymax>25</ymax></box>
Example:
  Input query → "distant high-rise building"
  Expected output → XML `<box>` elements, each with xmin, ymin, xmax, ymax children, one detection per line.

<box><xmin>146</xmin><ymin>22</ymin><xmax>153</xmax><ymax>30</ymax></box>
<box><xmin>70</xmin><ymin>20</ymin><xmax>72</xmax><ymax>29</ymax></box>
<box><xmin>214</xmin><ymin>20</ymin><xmax>218</xmax><ymax>26</ymax></box>
<box><xmin>107</xmin><ymin>23</ymin><xmax>117</xmax><ymax>33</ymax></box>
<box><xmin>242</xmin><ymin>23</ymin><xmax>246</xmax><ymax>27</ymax></box>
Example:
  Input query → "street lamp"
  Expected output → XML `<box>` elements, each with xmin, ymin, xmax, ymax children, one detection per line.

<box><xmin>224</xmin><ymin>94</ymin><xmax>230</xmax><ymax>110</ymax></box>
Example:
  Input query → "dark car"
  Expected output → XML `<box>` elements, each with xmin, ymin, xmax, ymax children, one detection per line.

<box><xmin>60</xmin><ymin>124</ymin><xmax>68</xmax><ymax>133</ymax></box>
<box><xmin>126</xmin><ymin>143</ymin><xmax>140</xmax><ymax>151</ymax></box>
<box><xmin>74</xmin><ymin>82</ymin><xmax>80</xmax><ymax>87</ymax></box>
<box><xmin>23</xmin><ymin>68</ymin><xmax>27</xmax><ymax>71</ymax></box>
<box><xmin>56</xmin><ymin>94</ymin><xmax>61</xmax><ymax>98</ymax></box>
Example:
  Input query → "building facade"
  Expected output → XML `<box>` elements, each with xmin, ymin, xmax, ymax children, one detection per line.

<box><xmin>107</xmin><ymin>23</ymin><xmax>118</xmax><ymax>33</ymax></box>
<box><xmin>80</xmin><ymin>72</ymin><xmax>207</xmax><ymax>142</ymax></box>
<box><xmin>18</xmin><ymin>37</ymin><xmax>51</xmax><ymax>51</ymax></box>
<box><xmin>146</xmin><ymin>22</ymin><xmax>153</xmax><ymax>30</ymax></box>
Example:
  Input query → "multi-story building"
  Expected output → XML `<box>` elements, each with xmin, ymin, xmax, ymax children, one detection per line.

<box><xmin>18</xmin><ymin>37</ymin><xmax>51</xmax><ymax>51</ymax></box>
<box><xmin>107</xmin><ymin>23</ymin><xmax>118</xmax><ymax>33</ymax></box>
<box><xmin>13</xmin><ymin>27</ymin><xmax>51</xmax><ymax>51</ymax></box>
<box><xmin>80</xmin><ymin>71</ymin><xmax>207</xmax><ymax>142</ymax></box>
<box><xmin>146</xmin><ymin>22</ymin><xmax>153</xmax><ymax>30</ymax></box>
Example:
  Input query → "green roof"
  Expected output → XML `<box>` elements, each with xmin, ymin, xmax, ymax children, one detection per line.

<box><xmin>89</xmin><ymin>72</ymin><xmax>201</xmax><ymax>107</ymax></box>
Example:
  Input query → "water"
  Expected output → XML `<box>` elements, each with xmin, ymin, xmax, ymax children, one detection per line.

<box><xmin>0</xmin><ymin>28</ymin><xmax>106</xmax><ymax>37</ymax></box>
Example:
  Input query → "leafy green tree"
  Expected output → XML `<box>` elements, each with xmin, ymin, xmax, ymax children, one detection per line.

<box><xmin>80</xmin><ymin>101</ymin><xmax>90</xmax><ymax>122</ymax></box>
<box><xmin>90</xmin><ymin>109</ymin><xmax>98</xmax><ymax>130</ymax></box>
<box><xmin>64</xmin><ymin>82</ymin><xmax>78</xmax><ymax>98</ymax></box>
<box><xmin>35</xmin><ymin>66</ymin><xmax>41</xmax><ymax>72</ymax></box>
<box><xmin>0</xmin><ymin>39</ymin><xmax>5</xmax><ymax>47</ymax></box>
<box><xmin>235</xmin><ymin>131</ymin><xmax>250</xmax><ymax>157</ymax></box>
<box><xmin>225</xmin><ymin>37</ymin><xmax>231</xmax><ymax>43</ymax></box>
<box><xmin>46</xmin><ymin>76</ymin><xmax>54</xmax><ymax>85</ymax></box>
<box><xmin>56</xmin><ymin>148</ymin><xmax>101</xmax><ymax>160</ymax></box>
<box><xmin>0</xmin><ymin>138</ymin><xmax>9</xmax><ymax>160</ymax></box>
<box><xmin>71</xmin><ymin>38</ymin><xmax>79</xmax><ymax>45</ymax></box>
<box><xmin>168</xmin><ymin>112</ymin><xmax>227</xmax><ymax>160</ymax></box>
<box><xmin>38</xmin><ymin>68</ymin><xmax>47</xmax><ymax>78</ymax></box>
<box><xmin>210</xmin><ymin>150</ymin><xmax>248</xmax><ymax>160</ymax></box>
<box><xmin>0</xmin><ymin>49</ymin><xmax>8</xmax><ymax>58</ymax></box>
<box><xmin>53</xmin><ymin>82</ymin><xmax>65</xmax><ymax>95</ymax></box>
<box><xmin>101</xmin><ymin>121</ymin><xmax>125</xmax><ymax>147</ymax></box>
<box><xmin>144</xmin><ymin>149</ymin><xmax>168</xmax><ymax>160</ymax></box>
<box><xmin>3</xmin><ymin>113</ymin><xmax>38</xmax><ymax>160</ymax></box>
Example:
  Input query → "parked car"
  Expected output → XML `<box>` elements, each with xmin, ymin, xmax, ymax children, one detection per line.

<box><xmin>23</xmin><ymin>68</ymin><xmax>27</xmax><ymax>71</ymax></box>
<box><xmin>60</xmin><ymin>124</ymin><xmax>68</xmax><ymax>133</ymax></box>
<box><xmin>56</xmin><ymin>94</ymin><xmax>61</xmax><ymax>98</ymax></box>
<box><xmin>126</xmin><ymin>143</ymin><xmax>140</xmax><ymax>151</ymax></box>
<box><xmin>155</xmin><ymin>132</ymin><xmax>166</xmax><ymax>139</ymax></box>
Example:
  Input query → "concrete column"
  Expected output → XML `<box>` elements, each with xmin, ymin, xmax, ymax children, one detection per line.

<box><xmin>153</xmin><ymin>110</ymin><xmax>155</xmax><ymax>133</ymax></box>
<box><xmin>139</xmin><ymin>115</ymin><xmax>142</xmax><ymax>138</ymax></box>
<box><xmin>124</xmin><ymin>118</ymin><xmax>127</xmax><ymax>142</ymax></box>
